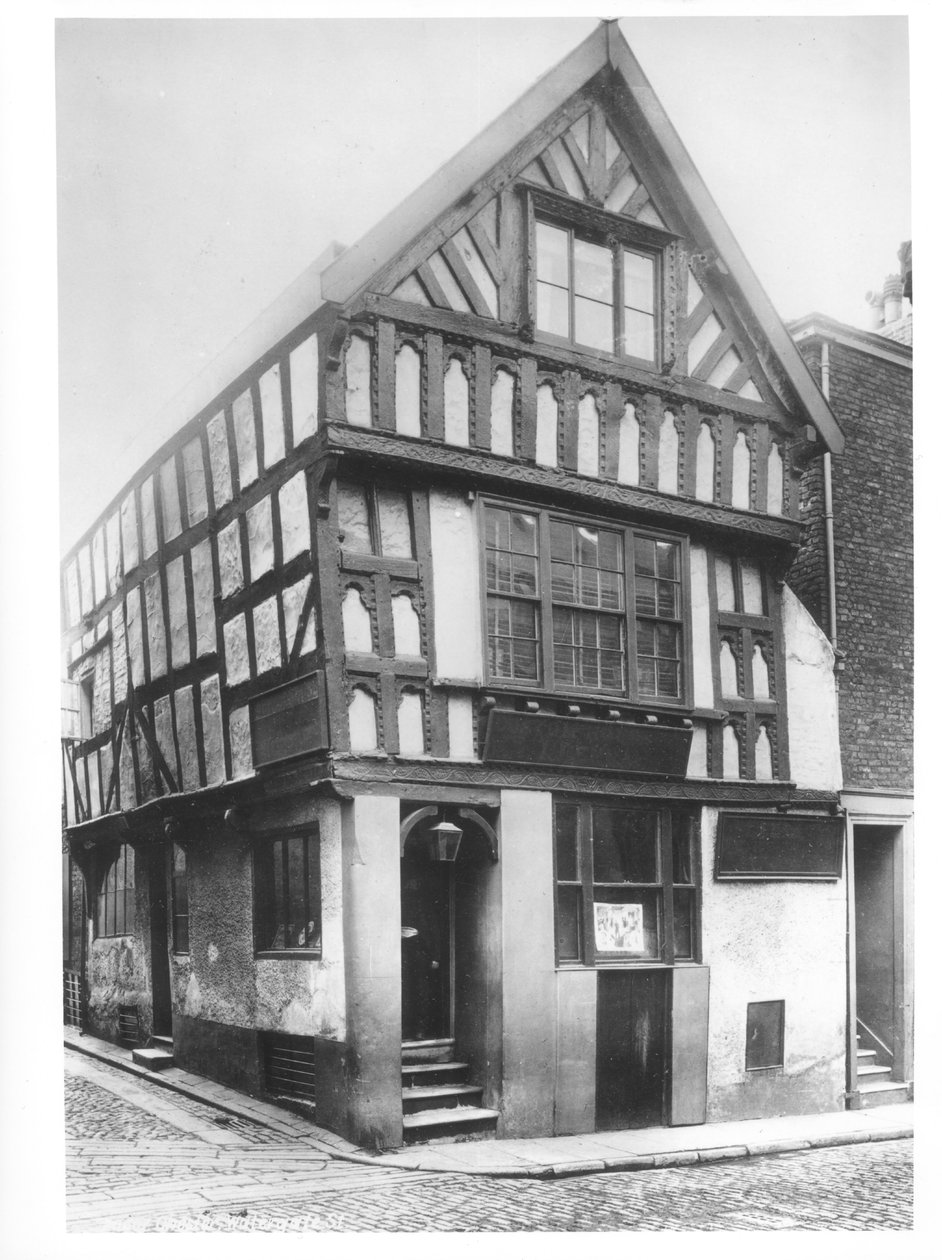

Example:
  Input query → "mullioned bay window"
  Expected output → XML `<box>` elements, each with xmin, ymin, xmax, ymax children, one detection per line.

<box><xmin>484</xmin><ymin>502</ymin><xmax>687</xmax><ymax>704</ymax></box>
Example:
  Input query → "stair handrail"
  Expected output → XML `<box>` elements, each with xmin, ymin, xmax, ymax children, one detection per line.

<box><xmin>857</xmin><ymin>1016</ymin><xmax>894</xmax><ymax>1064</ymax></box>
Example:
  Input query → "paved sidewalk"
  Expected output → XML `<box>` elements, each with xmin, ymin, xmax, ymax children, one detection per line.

<box><xmin>65</xmin><ymin>1027</ymin><xmax>913</xmax><ymax>1180</ymax></box>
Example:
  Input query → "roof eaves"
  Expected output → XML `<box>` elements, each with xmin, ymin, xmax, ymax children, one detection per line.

<box><xmin>320</xmin><ymin>22</ymin><xmax>609</xmax><ymax>306</ymax></box>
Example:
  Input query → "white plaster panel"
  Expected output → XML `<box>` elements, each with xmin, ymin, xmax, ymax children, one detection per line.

<box><xmin>232</xmin><ymin>389</ymin><xmax>259</xmax><ymax>491</ymax></box>
<box><xmin>159</xmin><ymin>458</ymin><xmax>182</xmax><ymax>542</ymax></box>
<box><xmin>339</xmin><ymin>584</ymin><xmax>368</xmax><ymax>654</ymax></box>
<box><xmin>279</xmin><ymin>470</ymin><xmax>310</xmax><ymax>563</ymax></box>
<box><xmin>689</xmin><ymin>544</ymin><xmax>714</xmax><ymax>710</ymax></box>
<box><xmin>535</xmin><ymin>384</ymin><xmax>558</xmax><ymax>467</ymax></box>
<box><xmin>344</xmin><ymin>334</ymin><xmax>372</xmax><ymax>428</ymax></box>
<box><xmin>174</xmin><ymin>686</ymin><xmax>199</xmax><ymax>792</ymax></box>
<box><xmin>228</xmin><ymin>705</ymin><xmax>253</xmax><ymax>778</ymax></box>
<box><xmin>577</xmin><ymin>393</ymin><xmax>599</xmax><ymax>477</ymax></box>
<box><xmin>223</xmin><ymin>614</ymin><xmax>250</xmax><ymax>686</ymax></box>
<box><xmin>392</xmin><ymin>594</ymin><xmax>421</xmax><ymax>656</ymax></box>
<box><xmin>290</xmin><ymin>333</ymin><xmax>319</xmax><ymax>443</ymax></box>
<box><xmin>166</xmin><ymin>555</ymin><xmax>190</xmax><ymax>670</ymax></box>
<box><xmin>65</xmin><ymin>560</ymin><xmax>81</xmax><ymax>628</ymax></box>
<box><xmin>143</xmin><ymin>572</ymin><xmax>167</xmax><ymax>680</ymax></box>
<box><xmin>447</xmin><ymin>694</ymin><xmax>475</xmax><ymax>760</ymax></box>
<box><xmin>490</xmin><ymin>368</ymin><xmax>515</xmax><ymax>456</ymax></box>
<box><xmin>120</xmin><ymin>492</ymin><xmax>140</xmax><ymax>574</ymax></box>
<box><xmin>200</xmin><ymin>675</ymin><xmax>225</xmax><ymax>786</ymax></box>
<box><xmin>182</xmin><ymin>437</ymin><xmax>208</xmax><ymax>525</ymax></box>
<box><xmin>782</xmin><ymin>585</ymin><xmax>842</xmax><ymax>790</ymax></box>
<box><xmin>87</xmin><ymin>752</ymin><xmax>101</xmax><ymax>818</ymax></box>
<box><xmin>153</xmin><ymin>695</ymin><xmax>176</xmax><ymax>784</ymax></box>
<box><xmin>397</xmin><ymin>691</ymin><xmax>425</xmax><ymax>756</ymax></box>
<box><xmin>617</xmin><ymin>405</ymin><xmax>640</xmax><ymax>485</ymax></box>
<box><xmin>695</xmin><ymin>424</ymin><xmax>715</xmax><ymax>501</ymax></box>
<box><xmin>246</xmin><ymin>497</ymin><xmax>275</xmax><ymax>582</ymax></box>
<box><xmin>217</xmin><ymin>520</ymin><xmax>244</xmax><ymax>598</ymax></box>
<box><xmin>92</xmin><ymin>647</ymin><xmax>112</xmax><ymax>735</ymax></box>
<box><xmin>282</xmin><ymin>575</ymin><xmax>312</xmax><ymax>657</ymax></box>
<box><xmin>429</xmin><ymin>490</ymin><xmax>482</xmax><ymax>682</ymax></box>
<box><xmin>731</xmin><ymin>431</ymin><xmax>751</xmax><ymax>510</ymax></box>
<box><xmin>722</xmin><ymin>725</ymin><xmax>741</xmax><ymax>779</ymax></box>
<box><xmin>91</xmin><ymin>528</ymin><xmax>106</xmax><ymax>606</ymax></box>
<box><xmin>699</xmin><ymin>807</ymin><xmax>846</xmax><ymax>1121</ymax></box>
<box><xmin>78</xmin><ymin>545</ymin><xmax>93</xmax><ymax>614</ymax></box>
<box><xmin>395</xmin><ymin>343</ymin><xmax>422</xmax><ymax>437</ymax></box>
<box><xmin>111</xmin><ymin>604</ymin><xmax>128</xmax><ymax>702</ymax></box>
<box><xmin>125</xmin><ymin>586</ymin><xmax>145</xmax><ymax>688</ymax></box>
<box><xmin>253</xmin><ymin>596</ymin><xmax>281</xmax><ymax>675</ymax></box>
<box><xmin>443</xmin><ymin>356</ymin><xmax>470</xmax><ymax>446</ymax></box>
<box><xmin>105</xmin><ymin>513</ymin><xmax>121</xmax><ymax>595</ymax></box>
<box><xmin>259</xmin><ymin>363</ymin><xmax>286</xmax><ymax>467</ymax></box>
<box><xmin>687</xmin><ymin>722</ymin><xmax>708</xmax><ymax>777</ymax></box>
<box><xmin>140</xmin><ymin>476</ymin><xmax>158</xmax><ymax>559</ymax></box>
<box><xmin>190</xmin><ymin>539</ymin><xmax>215</xmax><ymax>658</ymax></box>
<box><xmin>658</xmin><ymin>412</ymin><xmax>679</xmax><ymax>494</ymax></box>
<box><xmin>348</xmin><ymin>688</ymin><xmax>378</xmax><ymax>752</ymax></box>
<box><xmin>207</xmin><ymin>411</ymin><xmax>233</xmax><ymax>508</ymax></box>
<box><xmin>118</xmin><ymin>728</ymin><xmax>135</xmax><ymax>810</ymax></box>
<box><xmin>767</xmin><ymin>443</ymin><xmax>784</xmax><ymax>515</ymax></box>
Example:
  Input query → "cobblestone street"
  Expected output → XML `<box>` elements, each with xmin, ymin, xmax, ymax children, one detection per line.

<box><xmin>65</xmin><ymin>1047</ymin><xmax>913</xmax><ymax>1233</ymax></box>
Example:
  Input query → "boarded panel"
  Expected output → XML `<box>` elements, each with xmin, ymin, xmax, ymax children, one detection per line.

<box><xmin>483</xmin><ymin>710</ymin><xmax>692</xmax><ymax>779</ymax></box>
<box><xmin>250</xmin><ymin>672</ymin><xmax>327</xmax><ymax>768</ymax></box>
<box><xmin>716</xmin><ymin>813</ymin><xmax>844</xmax><ymax>880</ymax></box>
<box><xmin>670</xmin><ymin>966</ymin><xmax>709</xmax><ymax>1126</ymax></box>
<box><xmin>554</xmin><ymin>969</ymin><xmax>597</xmax><ymax>1135</ymax></box>
<box><xmin>596</xmin><ymin>969</ymin><xmax>667</xmax><ymax>1130</ymax></box>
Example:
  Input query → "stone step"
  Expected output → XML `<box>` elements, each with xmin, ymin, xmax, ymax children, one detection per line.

<box><xmin>402</xmin><ymin>1084</ymin><xmax>484</xmax><ymax>1115</ymax></box>
<box><xmin>131</xmin><ymin>1047</ymin><xmax>174</xmax><ymax>1071</ymax></box>
<box><xmin>401</xmin><ymin>1061</ymin><xmax>470</xmax><ymax>1088</ymax></box>
<box><xmin>401</xmin><ymin>1105</ymin><xmax>500</xmax><ymax>1144</ymax></box>
<box><xmin>858</xmin><ymin>1080</ymin><xmax>910</xmax><ymax>1108</ymax></box>
<box><xmin>401</xmin><ymin>1039</ymin><xmax>455</xmax><ymax>1065</ymax></box>
<box><xmin>857</xmin><ymin>1062</ymin><xmax>893</xmax><ymax>1081</ymax></box>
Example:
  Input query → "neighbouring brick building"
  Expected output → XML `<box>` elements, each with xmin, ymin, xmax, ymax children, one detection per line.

<box><xmin>62</xmin><ymin>23</ymin><xmax>908</xmax><ymax>1149</ymax></box>
<box><xmin>790</xmin><ymin>260</ymin><xmax>913</xmax><ymax>1101</ymax></box>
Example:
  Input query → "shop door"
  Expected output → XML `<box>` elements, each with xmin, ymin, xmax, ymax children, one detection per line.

<box><xmin>401</xmin><ymin>849</ymin><xmax>452</xmax><ymax>1042</ymax></box>
<box><xmin>854</xmin><ymin>825</ymin><xmax>900</xmax><ymax>1065</ymax></box>
<box><xmin>596</xmin><ymin>969</ymin><xmax>669</xmax><ymax>1129</ymax></box>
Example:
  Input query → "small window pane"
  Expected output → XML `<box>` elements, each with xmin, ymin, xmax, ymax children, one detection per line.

<box><xmin>625</xmin><ymin>308</ymin><xmax>655</xmax><ymax>361</ymax></box>
<box><xmin>555</xmin><ymin>805</ymin><xmax>580</xmax><ymax>881</ymax></box>
<box><xmin>575</xmin><ymin>297</ymin><xmax>614</xmax><ymax>352</ymax></box>
<box><xmin>574</xmin><ymin>238</ymin><xmax>613</xmax><ymax>302</ymax></box>
<box><xmin>556</xmin><ymin>886</ymin><xmax>582</xmax><ymax>961</ymax></box>
<box><xmin>635</xmin><ymin>576</ymin><xmax>657</xmax><ymax>616</ymax></box>
<box><xmin>671</xmin><ymin>820</ymin><xmax>693</xmax><ymax>884</ymax></box>
<box><xmin>511</xmin><ymin>512</ymin><xmax>538</xmax><ymax>555</ymax></box>
<box><xmin>592</xmin><ymin>808</ymin><xmax>658</xmax><ymax>883</ymax></box>
<box><xmin>376</xmin><ymin>489</ymin><xmax>415</xmax><ymax>558</ymax></box>
<box><xmin>635</xmin><ymin>537</ymin><xmax>656</xmax><ymax>576</ymax></box>
<box><xmin>536</xmin><ymin>222</ymin><xmax>570</xmax><ymax>287</ymax></box>
<box><xmin>592</xmin><ymin>887</ymin><xmax>660</xmax><ymax>957</ymax></box>
<box><xmin>624</xmin><ymin>250</ymin><xmax>655</xmax><ymax>314</ymax></box>
<box><xmin>673</xmin><ymin>889</ymin><xmax>694</xmax><ymax>959</ymax></box>
<box><xmin>337</xmin><ymin>483</ymin><xmax>372</xmax><ymax>552</ymax></box>
<box><xmin>537</xmin><ymin>284</ymin><xmax>570</xmax><ymax>338</ymax></box>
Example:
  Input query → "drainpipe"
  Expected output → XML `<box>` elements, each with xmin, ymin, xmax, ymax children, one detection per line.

<box><xmin>821</xmin><ymin>339</ymin><xmax>858</xmax><ymax>1106</ymax></box>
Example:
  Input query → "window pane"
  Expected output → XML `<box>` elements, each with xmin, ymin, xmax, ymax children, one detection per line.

<box><xmin>575</xmin><ymin>297</ymin><xmax>614</xmax><ymax>352</ymax></box>
<box><xmin>555</xmin><ymin>805</ymin><xmax>580</xmax><ymax>881</ymax></box>
<box><xmin>376</xmin><ymin>489</ymin><xmax>415</xmax><ymax>558</ymax></box>
<box><xmin>536</xmin><ymin>222</ymin><xmax>570</xmax><ymax>287</ymax></box>
<box><xmin>637</xmin><ymin>657</ymin><xmax>657</xmax><ymax>694</ymax></box>
<box><xmin>271</xmin><ymin>839</ymin><xmax>286</xmax><ymax>948</ymax></box>
<box><xmin>592</xmin><ymin>887</ymin><xmax>660</xmax><ymax>957</ymax></box>
<box><xmin>635</xmin><ymin>536</ymin><xmax>656</xmax><ymax>576</ymax></box>
<box><xmin>624</xmin><ymin>250</ymin><xmax>655</xmax><ymax>314</ymax></box>
<box><xmin>656</xmin><ymin>541</ymin><xmax>678</xmax><ymax>580</ymax></box>
<box><xmin>551</xmin><ymin>561</ymin><xmax>575</xmax><ymax>603</ymax></box>
<box><xmin>624</xmin><ymin>308</ymin><xmax>655</xmax><ymax>361</ymax></box>
<box><xmin>337</xmin><ymin>483</ymin><xmax>372</xmax><ymax>552</ymax></box>
<box><xmin>550</xmin><ymin>519</ymin><xmax>574</xmax><ymax>562</ymax></box>
<box><xmin>556</xmin><ymin>886</ymin><xmax>582</xmax><ymax>962</ymax></box>
<box><xmin>673</xmin><ymin>889</ymin><xmax>694</xmax><ymax>959</ymax></box>
<box><xmin>656</xmin><ymin>659</ymin><xmax>680</xmax><ymax>696</ymax></box>
<box><xmin>592</xmin><ymin>808</ymin><xmax>658</xmax><ymax>883</ymax></box>
<box><xmin>286</xmin><ymin>836</ymin><xmax>308</xmax><ymax>947</ymax></box>
<box><xmin>656</xmin><ymin>580</ymin><xmax>678</xmax><ymax>618</ymax></box>
<box><xmin>574</xmin><ymin>238</ymin><xmax>613</xmax><ymax>302</ymax></box>
<box><xmin>635</xmin><ymin>576</ymin><xmax>657</xmax><ymax>616</ymax></box>
<box><xmin>671</xmin><ymin>819</ymin><xmax>693</xmax><ymax>884</ymax></box>
<box><xmin>537</xmin><ymin>283</ymin><xmax>570</xmax><ymax>338</ymax></box>
<box><xmin>511</xmin><ymin>512</ymin><xmax>538</xmax><ymax>555</ymax></box>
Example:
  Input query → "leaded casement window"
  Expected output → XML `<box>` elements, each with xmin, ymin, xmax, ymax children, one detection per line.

<box><xmin>483</xmin><ymin>502</ymin><xmax>687</xmax><ymax>704</ymax></box>
<box><xmin>554</xmin><ymin>802</ymin><xmax>698</xmax><ymax>966</ymax></box>
<box><xmin>170</xmin><ymin>843</ymin><xmax>189</xmax><ymax>954</ymax></box>
<box><xmin>95</xmin><ymin>843</ymin><xmax>135</xmax><ymax>938</ymax></box>
<box><xmin>253</xmin><ymin>828</ymin><xmax>322</xmax><ymax>955</ymax></box>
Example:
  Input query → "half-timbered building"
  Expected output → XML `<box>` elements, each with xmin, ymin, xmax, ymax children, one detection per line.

<box><xmin>62</xmin><ymin>23</ymin><xmax>853</xmax><ymax>1147</ymax></box>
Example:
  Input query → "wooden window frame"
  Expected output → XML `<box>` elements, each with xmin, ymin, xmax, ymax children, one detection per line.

<box><xmin>553</xmin><ymin>801</ymin><xmax>700</xmax><ymax>968</ymax></box>
<box><xmin>482</xmin><ymin>499</ymin><xmax>691</xmax><ymax>708</ymax></box>
<box><xmin>95</xmin><ymin>843</ymin><xmax>135</xmax><ymax>939</ymax></box>
<box><xmin>252</xmin><ymin>826</ymin><xmax>322</xmax><ymax>958</ymax></box>
<box><xmin>525</xmin><ymin>186</ymin><xmax>676</xmax><ymax>372</ymax></box>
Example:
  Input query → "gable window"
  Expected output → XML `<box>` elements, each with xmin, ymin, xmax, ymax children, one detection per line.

<box><xmin>554</xmin><ymin>802</ymin><xmax>698</xmax><ymax>965</ymax></box>
<box><xmin>253</xmin><ymin>828</ymin><xmax>322</xmax><ymax>955</ymax></box>
<box><xmin>96</xmin><ymin>843</ymin><xmax>135</xmax><ymax>938</ymax></box>
<box><xmin>484</xmin><ymin>502</ymin><xmax>686</xmax><ymax>703</ymax></box>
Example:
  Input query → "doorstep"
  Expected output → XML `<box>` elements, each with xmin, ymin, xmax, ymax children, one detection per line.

<box><xmin>64</xmin><ymin>1027</ymin><xmax>912</xmax><ymax>1180</ymax></box>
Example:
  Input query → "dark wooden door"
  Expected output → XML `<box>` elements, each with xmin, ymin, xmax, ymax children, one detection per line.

<box><xmin>148</xmin><ymin>845</ymin><xmax>173</xmax><ymax>1037</ymax></box>
<box><xmin>855</xmin><ymin>826</ymin><xmax>898</xmax><ymax>1061</ymax></box>
<box><xmin>596</xmin><ymin>969</ymin><xmax>668</xmax><ymax>1129</ymax></box>
<box><xmin>401</xmin><ymin>853</ymin><xmax>451</xmax><ymax>1041</ymax></box>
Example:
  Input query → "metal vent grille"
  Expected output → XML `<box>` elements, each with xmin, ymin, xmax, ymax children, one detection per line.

<box><xmin>63</xmin><ymin>969</ymin><xmax>83</xmax><ymax>1028</ymax></box>
<box><xmin>262</xmin><ymin>1034</ymin><xmax>317</xmax><ymax>1103</ymax></box>
<box><xmin>117</xmin><ymin>1004</ymin><xmax>141</xmax><ymax>1045</ymax></box>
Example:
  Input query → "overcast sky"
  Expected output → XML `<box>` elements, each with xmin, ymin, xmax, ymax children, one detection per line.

<box><xmin>56</xmin><ymin>13</ymin><xmax>911</xmax><ymax>549</ymax></box>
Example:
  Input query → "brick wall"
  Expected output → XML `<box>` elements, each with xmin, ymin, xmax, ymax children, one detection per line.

<box><xmin>791</xmin><ymin>338</ymin><xmax>913</xmax><ymax>792</ymax></box>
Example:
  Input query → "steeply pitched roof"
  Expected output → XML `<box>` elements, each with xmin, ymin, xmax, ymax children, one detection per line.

<box><xmin>321</xmin><ymin>20</ymin><xmax>843</xmax><ymax>454</ymax></box>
